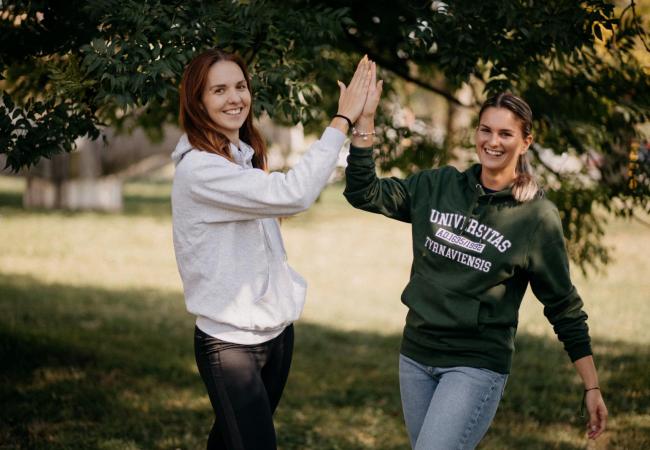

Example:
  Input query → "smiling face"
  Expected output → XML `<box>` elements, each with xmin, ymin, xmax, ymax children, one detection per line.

<box><xmin>475</xmin><ymin>107</ymin><xmax>532</xmax><ymax>184</ymax></box>
<box><xmin>201</xmin><ymin>60</ymin><xmax>251</xmax><ymax>144</ymax></box>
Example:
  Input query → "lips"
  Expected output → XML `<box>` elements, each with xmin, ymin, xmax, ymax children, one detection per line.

<box><xmin>223</xmin><ymin>107</ymin><xmax>243</xmax><ymax>116</ymax></box>
<box><xmin>483</xmin><ymin>148</ymin><xmax>504</xmax><ymax>157</ymax></box>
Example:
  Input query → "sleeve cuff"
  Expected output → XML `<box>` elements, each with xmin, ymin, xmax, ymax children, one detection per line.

<box><xmin>349</xmin><ymin>144</ymin><xmax>373</xmax><ymax>153</ymax></box>
<box><xmin>567</xmin><ymin>342</ymin><xmax>593</xmax><ymax>362</ymax></box>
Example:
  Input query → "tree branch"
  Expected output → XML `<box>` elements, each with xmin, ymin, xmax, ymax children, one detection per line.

<box><xmin>343</xmin><ymin>32</ymin><xmax>474</xmax><ymax>108</ymax></box>
<box><xmin>630</xmin><ymin>0</ymin><xmax>650</xmax><ymax>52</ymax></box>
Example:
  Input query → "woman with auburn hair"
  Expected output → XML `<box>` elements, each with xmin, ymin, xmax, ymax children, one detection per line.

<box><xmin>344</xmin><ymin>90</ymin><xmax>608</xmax><ymax>449</ymax></box>
<box><xmin>171</xmin><ymin>48</ymin><xmax>373</xmax><ymax>450</ymax></box>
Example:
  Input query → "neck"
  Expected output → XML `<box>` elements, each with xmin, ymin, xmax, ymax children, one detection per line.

<box><xmin>480</xmin><ymin>168</ymin><xmax>516</xmax><ymax>191</ymax></box>
<box><xmin>219</xmin><ymin>128</ymin><xmax>240</xmax><ymax>147</ymax></box>
<box><xmin>228</xmin><ymin>135</ymin><xmax>240</xmax><ymax>147</ymax></box>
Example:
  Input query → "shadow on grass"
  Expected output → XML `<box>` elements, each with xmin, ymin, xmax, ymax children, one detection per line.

<box><xmin>1</xmin><ymin>273</ymin><xmax>648</xmax><ymax>449</ymax></box>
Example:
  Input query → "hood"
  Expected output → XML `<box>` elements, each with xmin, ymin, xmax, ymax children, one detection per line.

<box><xmin>230</xmin><ymin>140</ymin><xmax>255</xmax><ymax>168</ymax></box>
<box><xmin>463</xmin><ymin>163</ymin><xmax>514</xmax><ymax>200</ymax></box>
<box><xmin>457</xmin><ymin>163</ymin><xmax>515</xmax><ymax>237</ymax></box>
<box><xmin>171</xmin><ymin>134</ymin><xmax>193</xmax><ymax>166</ymax></box>
<box><xmin>171</xmin><ymin>133</ymin><xmax>255</xmax><ymax>168</ymax></box>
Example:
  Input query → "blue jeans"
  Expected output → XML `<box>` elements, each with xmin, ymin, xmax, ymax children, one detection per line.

<box><xmin>399</xmin><ymin>354</ymin><xmax>508</xmax><ymax>450</ymax></box>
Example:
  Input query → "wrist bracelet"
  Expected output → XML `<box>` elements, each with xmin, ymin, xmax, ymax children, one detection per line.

<box><xmin>579</xmin><ymin>387</ymin><xmax>600</xmax><ymax>417</ymax></box>
<box><xmin>352</xmin><ymin>127</ymin><xmax>376</xmax><ymax>141</ymax></box>
<box><xmin>333</xmin><ymin>114</ymin><xmax>353</xmax><ymax>130</ymax></box>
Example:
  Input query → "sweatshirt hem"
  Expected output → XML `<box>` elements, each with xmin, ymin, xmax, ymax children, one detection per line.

<box><xmin>196</xmin><ymin>316</ymin><xmax>286</xmax><ymax>345</ymax></box>
<box><xmin>400</xmin><ymin>325</ymin><xmax>514</xmax><ymax>374</ymax></box>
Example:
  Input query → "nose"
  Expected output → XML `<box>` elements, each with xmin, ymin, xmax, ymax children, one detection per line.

<box><xmin>488</xmin><ymin>132</ymin><xmax>499</xmax><ymax>148</ymax></box>
<box><xmin>226</xmin><ymin>88</ymin><xmax>242</xmax><ymax>104</ymax></box>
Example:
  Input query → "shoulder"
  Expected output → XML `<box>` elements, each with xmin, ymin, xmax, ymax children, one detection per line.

<box><xmin>405</xmin><ymin>164</ymin><xmax>462</xmax><ymax>185</ymax></box>
<box><xmin>174</xmin><ymin>149</ymin><xmax>244</xmax><ymax>185</ymax></box>
<box><xmin>177</xmin><ymin>149</ymin><xmax>239</xmax><ymax>171</ymax></box>
<box><xmin>409</xmin><ymin>164</ymin><xmax>457</xmax><ymax>181</ymax></box>
<box><xmin>524</xmin><ymin>195</ymin><xmax>559</xmax><ymax>218</ymax></box>
<box><xmin>523</xmin><ymin>196</ymin><xmax>565</xmax><ymax>238</ymax></box>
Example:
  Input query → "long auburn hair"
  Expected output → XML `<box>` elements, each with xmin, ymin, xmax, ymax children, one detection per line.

<box><xmin>179</xmin><ymin>48</ymin><xmax>267</xmax><ymax>169</ymax></box>
<box><xmin>478</xmin><ymin>92</ymin><xmax>539</xmax><ymax>202</ymax></box>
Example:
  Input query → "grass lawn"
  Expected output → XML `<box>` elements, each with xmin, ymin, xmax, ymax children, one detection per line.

<box><xmin>1</xmin><ymin>175</ymin><xmax>649</xmax><ymax>449</ymax></box>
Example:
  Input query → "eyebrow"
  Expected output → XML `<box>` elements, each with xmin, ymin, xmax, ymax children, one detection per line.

<box><xmin>479</xmin><ymin>124</ymin><xmax>515</xmax><ymax>132</ymax></box>
<box><xmin>207</xmin><ymin>80</ymin><xmax>247</xmax><ymax>90</ymax></box>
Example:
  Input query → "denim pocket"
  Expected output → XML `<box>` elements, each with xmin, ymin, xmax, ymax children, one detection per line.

<box><xmin>400</xmin><ymin>273</ymin><xmax>481</xmax><ymax>331</ymax></box>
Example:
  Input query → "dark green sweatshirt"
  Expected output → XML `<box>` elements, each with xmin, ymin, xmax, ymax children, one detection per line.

<box><xmin>344</xmin><ymin>146</ymin><xmax>592</xmax><ymax>374</ymax></box>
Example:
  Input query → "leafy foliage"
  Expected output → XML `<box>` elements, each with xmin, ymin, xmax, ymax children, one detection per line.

<box><xmin>0</xmin><ymin>0</ymin><xmax>649</xmax><ymax>271</ymax></box>
<box><xmin>0</xmin><ymin>0</ymin><xmax>351</xmax><ymax>163</ymax></box>
<box><xmin>323</xmin><ymin>0</ymin><xmax>650</xmax><ymax>273</ymax></box>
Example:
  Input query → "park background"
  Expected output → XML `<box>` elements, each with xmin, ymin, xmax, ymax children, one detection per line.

<box><xmin>1</xmin><ymin>1</ymin><xmax>650</xmax><ymax>449</ymax></box>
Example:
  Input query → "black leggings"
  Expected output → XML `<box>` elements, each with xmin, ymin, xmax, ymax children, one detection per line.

<box><xmin>194</xmin><ymin>325</ymin><xmax>294</xmax><ymax>450</ymax></box>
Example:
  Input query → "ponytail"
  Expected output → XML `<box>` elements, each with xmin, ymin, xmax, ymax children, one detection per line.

<box><xmin>512</xmin><ymin>152</ymin><xmax>539</xmax><ymax>202</ymax></box>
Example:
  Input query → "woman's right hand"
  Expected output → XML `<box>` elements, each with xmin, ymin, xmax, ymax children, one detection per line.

<box><xmin>335</xmin><ymin>56</ymin><xmax>372</xmax><ymax>125</ymax></box>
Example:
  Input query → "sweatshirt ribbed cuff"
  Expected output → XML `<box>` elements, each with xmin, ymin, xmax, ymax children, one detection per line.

<box><xmin>567</xmin><ymin>342</ymin><xmax>593</xmax><ymax>362</ymax></box>
<box><xmin>349</xmin><ymin>144</ymin><xmax>373</xmax><ymax>153</ymax></box>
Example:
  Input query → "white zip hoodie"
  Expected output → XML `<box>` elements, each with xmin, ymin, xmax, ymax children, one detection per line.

<box><xmin>171</xmin><ymin>127</ymin><xmax>346</xmax><ymax>344</ymax></box>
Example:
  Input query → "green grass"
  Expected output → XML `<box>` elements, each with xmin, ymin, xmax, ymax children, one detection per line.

<box><xmin>1</xmin><ymin>175</ymin><xmax>649</xmax><ymax>449</ymax></box>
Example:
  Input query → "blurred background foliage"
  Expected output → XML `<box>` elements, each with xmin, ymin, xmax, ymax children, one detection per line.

<box><xmin>0</xmin><ymin>0</ymin><xmax>649</xmax><ymax>272</ymax></box>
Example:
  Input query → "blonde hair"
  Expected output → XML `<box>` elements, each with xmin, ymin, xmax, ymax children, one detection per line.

<box><xmin>479</xmin><ymin>93</ymin><xmax>539</xmax><ymax>202</ymax></box>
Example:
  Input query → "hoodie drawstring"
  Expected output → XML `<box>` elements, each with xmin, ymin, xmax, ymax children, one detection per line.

<box><xmin>460</xmin><ymin>184</ymin><xmax>483</xmax><ymax>236</ymax></box>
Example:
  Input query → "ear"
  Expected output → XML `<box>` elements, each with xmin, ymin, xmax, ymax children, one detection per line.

<box><xmin>521</xmin><ymin>134</ymin><xmax>533</xmax><ymax>154</ymax></box>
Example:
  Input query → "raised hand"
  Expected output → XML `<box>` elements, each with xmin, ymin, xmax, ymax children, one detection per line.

<box><xmin>360</xmin><ymin>61</ymin><xmax>383</xmax><ymax>119</ymax></box>
<box><xmin>350</xmin><ymin>61</ymin><xmax>382</xmax><ymax>146</ymax></box>
<box><xmin>336</xmin><ymin>56</ymin><xmax>371</xmax><ymax>124</ymax></box>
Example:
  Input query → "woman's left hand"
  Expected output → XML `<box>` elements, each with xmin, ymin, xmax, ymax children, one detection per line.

<box><xmin>585</xmin><ymin>389</ymin><xmax>608</xmax><ymax>439</ymax></box>
<box><xmin>360</xmin><ymin>61</ymin><xmax>382</xmax><ymax>119</ymax></box>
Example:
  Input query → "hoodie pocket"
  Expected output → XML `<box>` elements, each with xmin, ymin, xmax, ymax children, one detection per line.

<box><xmin>248</xmin><ymin>261</ymin><xmax>303</xmax><ymax>330</ymax></box>
<box><xmin>400</xmin><ymin>273</ymin><xmax>481</xmax><ymax>331</ymax></box>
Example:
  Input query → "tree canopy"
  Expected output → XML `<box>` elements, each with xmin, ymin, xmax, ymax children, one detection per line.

<box><xmin>1</xmin><ymin>0</ymin><xmax>649</xmax><ymax>271</ymax></box>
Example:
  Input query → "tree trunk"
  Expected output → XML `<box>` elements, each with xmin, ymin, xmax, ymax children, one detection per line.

<box><xmin>23</xmin><ymin>136</ymin><xmax>123</xmax><ymax>211</ymax></box>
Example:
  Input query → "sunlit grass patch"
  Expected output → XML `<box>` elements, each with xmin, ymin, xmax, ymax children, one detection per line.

<box><xmin>1</xmin><ymin>176</ymin><xmax>649</xmax><ymax>449</ymax></box>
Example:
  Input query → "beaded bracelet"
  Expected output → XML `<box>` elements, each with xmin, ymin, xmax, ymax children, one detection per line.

<box><xmin>352</xmin><ymin>127</ymin><xmax>376</xmax><ymax>141</ymax></box>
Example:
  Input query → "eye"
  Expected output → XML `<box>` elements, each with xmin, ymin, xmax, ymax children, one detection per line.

<box><xmin>237</xmin><ymin>83</ymin><xmax>247</xmax><ymax>90</ymax></box>
<box><xmin>212</xmin><ymin>88</ymin><xmax>225</xmax><ymax>94</ymax></box>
